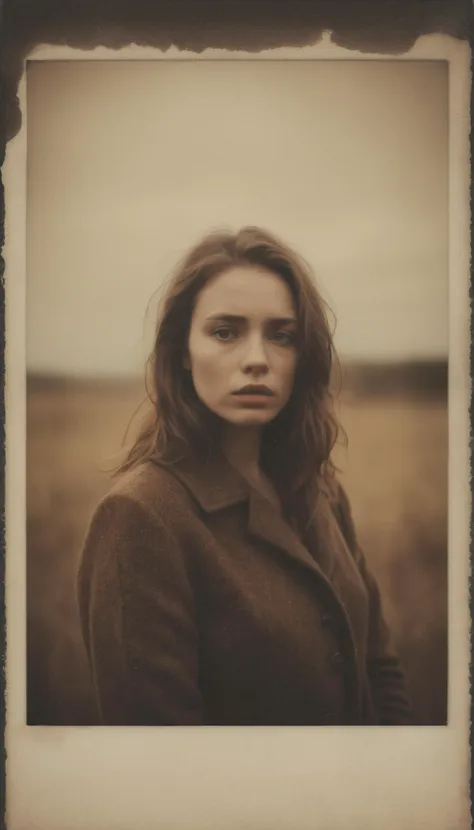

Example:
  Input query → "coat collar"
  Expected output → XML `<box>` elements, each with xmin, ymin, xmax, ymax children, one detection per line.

<box><xmin>150</xmin><ymin>448</ymin><xmax>250</xmax><ymax>513</ymax></box>
<box><xmin>151</xmin><ymin>446</ymin><xmax>340</xmax><ymax>580</ymax></box>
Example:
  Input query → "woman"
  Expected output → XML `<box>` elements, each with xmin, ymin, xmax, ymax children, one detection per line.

<box><xmin>77</xmin><ymin>226</ymin><xmax>414</xmax><ymax>726</ymax></box>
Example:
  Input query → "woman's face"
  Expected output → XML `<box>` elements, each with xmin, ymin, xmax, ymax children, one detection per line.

<box><xmin>187</xmin><ymin>265</ymin><xmax>298</xmax><ymax>427</ymax></box>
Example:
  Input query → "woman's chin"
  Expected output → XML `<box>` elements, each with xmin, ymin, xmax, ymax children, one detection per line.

<box><xmin>221</xmin><ymin>409</ymin><xmax>277</xmax><ymax>427</ymax></box>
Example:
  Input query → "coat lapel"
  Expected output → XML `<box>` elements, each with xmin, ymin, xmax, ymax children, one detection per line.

<box><xmin>247</xmin><ymin>488</ymin><xmax>326</xmax><ymax>577</ymax></box>
<box><xmin>247</xmin><ymin>484</ymin><xmax>362</xmax><ymax>608</ymax></box>
<box><xmin>154</xmin><ymin>447</ymin><xmax>366</xmax><ymax>634</ymax></box>
<box><xmin>248</xmin><ymin>485</ymin><xmax>368</xmax><ymax>693</ymax></box>
<box><xmin>312</xmin><ymin>492</ymin><xmax>371</xmax><ymax>637</ymax></box>
<box><xmin>246</xmin><ymin>484</ymin><xmax>360</xmax><ymax>620</ymax></box>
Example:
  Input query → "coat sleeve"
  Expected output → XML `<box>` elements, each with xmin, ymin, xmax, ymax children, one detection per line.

<box><xmin>334</xmin><ymin>483</ymin><xmax>415</xmax><ymax>725</ymax></box>
<box><xmin>77</xmin><ymin>493</ymin><xmax>204</xmax><ymax>725</ymax></box>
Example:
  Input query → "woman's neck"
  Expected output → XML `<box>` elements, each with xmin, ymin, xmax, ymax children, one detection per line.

<box><xmin>221</xmin><ymin>424</ymin><xmax>263</xmax><ymax>482</ymax></box>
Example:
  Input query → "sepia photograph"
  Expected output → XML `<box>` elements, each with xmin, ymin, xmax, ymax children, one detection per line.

<box><xmin>25</xmin><ymin>56</ymin><xmax>449</xmax><ymax>728</ymax></box>
<box><xmin>3</xmin><ymin>8</ymin><xmax>471</xmax><ymax>823</ymax></box>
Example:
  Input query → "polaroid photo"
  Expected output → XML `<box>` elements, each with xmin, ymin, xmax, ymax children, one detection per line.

<box><xmin>4</xmin><ymin>31</ymin><xmax>471</xmax><ymax>830</ymax></box>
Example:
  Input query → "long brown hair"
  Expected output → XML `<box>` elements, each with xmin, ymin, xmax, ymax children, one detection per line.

<box><xmin>117</xmin><ymin>226</ymin><xmax>345</xmax><ymax>532</ymax></box>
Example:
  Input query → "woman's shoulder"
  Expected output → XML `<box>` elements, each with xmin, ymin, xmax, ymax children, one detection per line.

<box><xmin>78</xmin><ymin>462</ymin><xmax>199</xmax><ymax>595</ymax></box>
<box><xmin>93</xmin><ymin>460</ymin><xmax>199</xmax><ymax>529</ymax></box>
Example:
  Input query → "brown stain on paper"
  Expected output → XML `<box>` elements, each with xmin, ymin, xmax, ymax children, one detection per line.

<box><xmin>0</xmin><ymin>0</ymin><xmax>471</xmax><ymax>142</ymax></box>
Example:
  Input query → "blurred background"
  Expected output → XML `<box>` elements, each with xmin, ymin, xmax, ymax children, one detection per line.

<box><xmin>26</xmin><ymin>58</ymin><xmax>448</xmax><ymax>725</ymax></box>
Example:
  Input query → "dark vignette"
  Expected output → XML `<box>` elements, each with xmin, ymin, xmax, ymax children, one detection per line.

<box><xmin>0</xmin><ymin>0</ymin><xmax>472</xmax><ymax>827</ymax></box>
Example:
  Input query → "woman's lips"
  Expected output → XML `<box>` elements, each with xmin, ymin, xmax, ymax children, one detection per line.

<box><xmin>232</xmin><ymin>385</ymin><xmax>275</xmax><ymax>396</ymax></box>
<box><xmin>231</xmin><ymin>386</ymin><xmax>276</xmax><ymax>406</ymax></box>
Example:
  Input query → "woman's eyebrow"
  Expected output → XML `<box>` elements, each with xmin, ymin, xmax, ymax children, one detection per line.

<box><xmin>205</xmin><ymin>314</ymin><xmax>247</xmax><ymax>323</ymax></box>
<box><xmin>268</xmin><ymin>317</ymin><xmax>298</xmax><ymax>326</ymax></box>
<box><xmin>205</xmin><ymin>314</ymin><xmax>297</xmax><ymax>324</ymax></box>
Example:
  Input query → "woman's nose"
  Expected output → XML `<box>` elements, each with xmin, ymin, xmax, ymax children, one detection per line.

<box><xmin>242</xmin><ymin>337</ymin><xmax>269</xmax><ymax>376</ymax></box>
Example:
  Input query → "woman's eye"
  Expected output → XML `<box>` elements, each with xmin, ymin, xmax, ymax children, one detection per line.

<box><xmin>212</xmin><ymin>327</ymin><xmax>236</xmax><ymax>341</ymax></box>
<box><xmin>272</xmin><ymin>330</ymin><xmax>295</xmax><ymax>346</ymax></box>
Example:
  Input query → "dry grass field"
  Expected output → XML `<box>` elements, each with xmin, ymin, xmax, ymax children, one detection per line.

<box><xmin>26</xmin><ymin>373</ymin><xmax>448</xmax><ymax>725</ymax></box>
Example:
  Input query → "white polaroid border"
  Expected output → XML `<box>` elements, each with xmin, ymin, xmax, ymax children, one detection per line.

<box><xmin>4</xmin><ymin>32</ymin><xmax>471</xmax><ymax>830</ymax></box>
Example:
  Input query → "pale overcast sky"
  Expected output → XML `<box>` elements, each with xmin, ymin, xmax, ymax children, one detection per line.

<box><xmin>26</xmin><ymin>59</ymin><xmax>448</xmax><ymax>377</ymax></box>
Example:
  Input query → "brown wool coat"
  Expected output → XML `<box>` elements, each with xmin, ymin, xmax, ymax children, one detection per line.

<box><xmin>77</xmin><ymin>451</ymin><xmax>414</xmax><ymax>726</ymax></box>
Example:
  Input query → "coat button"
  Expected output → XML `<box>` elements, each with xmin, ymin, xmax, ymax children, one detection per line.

<box><xmin>329</xmin><ymin>651</ymin><xmax>345</xmax><ymax>668</ymax></box>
